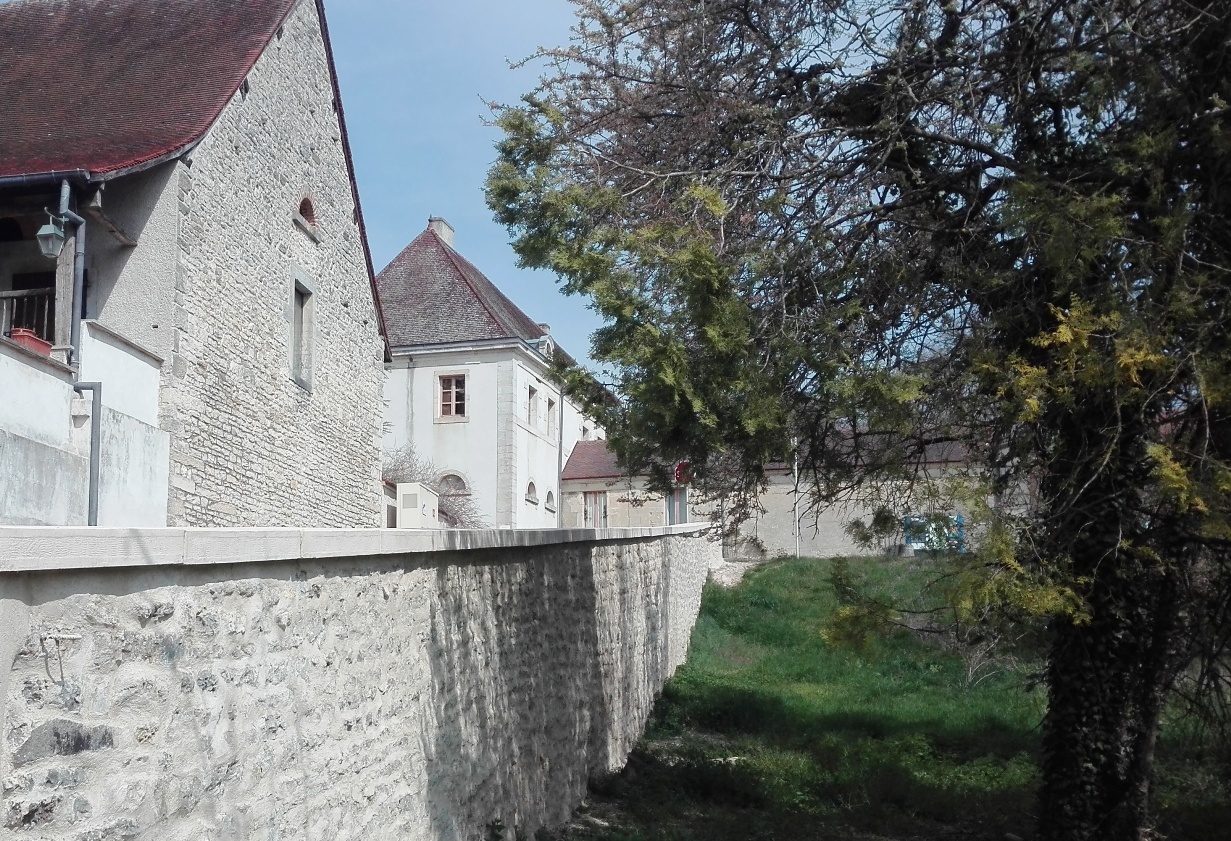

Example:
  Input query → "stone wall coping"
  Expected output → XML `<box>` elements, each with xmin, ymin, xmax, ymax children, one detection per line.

<box><xmin>0</xmin><ymin>524</ymin><xmax>711</xmax><ymax>573</ymax></box>
<box><xmin>82</xmin><ymin>319</ymin><xmax>165</xmax><ymax>366</ymax></box>
<box><xmin>0</xmin><ymin>336</ymin><xmax>75</xmax><ymax>379</ymax></box>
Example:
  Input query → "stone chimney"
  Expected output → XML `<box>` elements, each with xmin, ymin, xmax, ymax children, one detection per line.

<box><xmin>428</xmin><ymin>217</ymin><xmax>455</xmax><ymax>248</ymax></box>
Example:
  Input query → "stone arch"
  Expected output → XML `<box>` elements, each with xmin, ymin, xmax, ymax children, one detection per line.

<box><xmin>437</xmin><ymin>473</ymin><xmax>469</xmax><ymax>495</ymax></box>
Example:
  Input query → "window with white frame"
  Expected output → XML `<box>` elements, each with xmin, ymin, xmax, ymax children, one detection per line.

<box><xmin>439</xmin><ymin>375</ymin><xmax>466</xmax><ymax>417</ymax></box>
<box><xmin>584</xmin><ymin>491</ymin><xmax>608</xmax><ymax>528</ymax></box>
<box><xmin>667</xmin><ymin>487</ymin><xmax>689</xmax><ymax>525</ymax></box>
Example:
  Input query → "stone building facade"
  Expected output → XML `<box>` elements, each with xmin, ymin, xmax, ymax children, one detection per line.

<box><xmin>162</xmin><ymin>0</ymin><xmax>386</xmax><ymax>526</ymax></box>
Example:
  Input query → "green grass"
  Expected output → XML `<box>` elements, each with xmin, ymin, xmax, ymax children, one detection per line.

<box><xmin>541</xmin><ymin>557</ymin><xmax>1230</xmax><ymax>841</ymax></box>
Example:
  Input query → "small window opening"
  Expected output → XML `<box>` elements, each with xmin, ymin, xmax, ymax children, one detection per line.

<box><xmin>545</xmin><ymin>491</ymin><xmax>556</xmax><ymax>513</ymax></box>
<box><xmin>239</xmin><ymin>78</ymin><xmax>251</xmax><ymax>99</ymax></box>
<box><xmin>528</xmin><ymin>385</ymin><xmax>538</xmax><ymax>425</ymax></box>
<box><xmin>547</xmin><ymin>398</ymin><xmax>557</xmax><ymax>436</ymax></box>
<box><xmin>440</xmin><ymin>375</ymin><xmax>466</xmax><ymax>416</ymax></box>
<box><xmin>525</xmin><ymin>482</ymin><xmax>538</xmax><ymax>504</ymax></box>
<box><xmin>291</xmin><ymin>279</ymin><xmax>314</xmax><ymax>387</ymax></box>
<box><xmin>298</xmin><ymin>197</ymin><xmax>316</xmax><ymax>226</ymax></box>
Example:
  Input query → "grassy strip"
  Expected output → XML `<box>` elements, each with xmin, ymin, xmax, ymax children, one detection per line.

<box><xmin>543</xmin><ymin>557</ymin><xmax>1229</xmax><ymax>841</ymax></box>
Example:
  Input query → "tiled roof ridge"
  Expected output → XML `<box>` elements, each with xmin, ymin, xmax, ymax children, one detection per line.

<box><xmin>434</xmin><ymin>231</ymin><xmax>548</xmax><ymax>344</ymax></box>
<box><xmin>431</xmin><ymin>229</ymin><xmax>522</xmax><ymax>339</ymax></box>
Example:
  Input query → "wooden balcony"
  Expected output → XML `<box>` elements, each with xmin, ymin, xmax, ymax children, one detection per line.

<box><xmin>0</xmin><ymin>287</ymin><xmax>54</xmax><ymax>343</ymax></box>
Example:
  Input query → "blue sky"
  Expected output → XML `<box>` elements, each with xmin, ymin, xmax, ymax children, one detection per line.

<box><xmin>326</xmin><ymin>0</ymin><xmax>604</xmax><ymax>367</ymax></box>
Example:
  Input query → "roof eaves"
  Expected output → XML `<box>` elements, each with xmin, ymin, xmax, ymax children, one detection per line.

<box><xmin>80</xmin><ymin>0</ymin><xmax>300</xmax><ymax>185</ymax></box>
<box><xmin>91</xmin><ymin>137</ymin><xmax>206</xmax><ymax>182</ymax></box>
<box><xmin>313</xmin><ymin>0</ymin><xmax>390</xmax><ymax>362</ymax></box>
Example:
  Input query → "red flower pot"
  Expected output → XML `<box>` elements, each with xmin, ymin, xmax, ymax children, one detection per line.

<box><xmin>9</xmin><ymin>327</ymin><xmax>52</xmax><ymax>356</ymax></box>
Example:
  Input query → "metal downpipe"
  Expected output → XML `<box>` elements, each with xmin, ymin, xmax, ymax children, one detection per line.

<box><xmin>57</xmin><ymin>180</ymin><xmax>87</xmax><ymax>368</ymax></box>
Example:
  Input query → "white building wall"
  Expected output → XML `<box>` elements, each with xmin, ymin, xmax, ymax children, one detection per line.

<box><xmin>78</xmin><ymin>321</ymin><xmax>162</xmax><ymax>428</ymax></box>
<box><xmin>0</xmin><ymin>341</ymin><xmax>168</xmax><ymax>527</ymax></box>
<box><xmin>384</xmin><ymin>344</ymin><xmax>584</xmax><ymax>528</ymax></box>
<box><xmin>86</xmin><ymin>161</ymin><xmax>180</xmax><ymax>358</ymax></box>
<box><xmin>384</xmin><ymin>349</ymin><xmax>503</xmax><ymax>526</ymax></box>
<box><xmin>512</xmin><ymin>361</ymin><xmax>562</xmax><ymax>529</ymax></box>
<box><xmin>161</xmin><ymin>0</ymin><xmax>385</xmax><ymax>527</ymax></box>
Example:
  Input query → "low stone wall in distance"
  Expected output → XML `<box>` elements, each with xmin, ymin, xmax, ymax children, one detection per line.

<box><xmin>0</xmin><ymin>525</ymin><xmax>719</xmax><ymax>840</ymax></box>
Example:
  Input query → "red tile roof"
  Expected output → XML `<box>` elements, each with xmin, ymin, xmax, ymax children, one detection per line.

<box><xmin>376</xmin><ymin>224</ymin><xmax>551</xmax><ymax>348</ymax></box>
<box><xmin>561</xmin><ymin>440</ymin><xmax>629</xmax><ymax>481</ymax></box>
<box><xmin>0</xmin><ymin>0</ymin><xmax>297</xmax><ymax>179</ymax></box>
<box><xmin>0</xmin><ymin>0</ymin><xmax>390</xmax><ymax>357</ymax></box>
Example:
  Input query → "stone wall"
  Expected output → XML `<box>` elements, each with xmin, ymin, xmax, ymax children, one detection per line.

<box><xmin>164</xmin><ymin>0</ymin><xmax>385</xmax><ymax>528</ymax></box>
<box><xmin>0</xmin><ymin>526</ymin><xmax>718</xmax><ymax>840</ymax></box>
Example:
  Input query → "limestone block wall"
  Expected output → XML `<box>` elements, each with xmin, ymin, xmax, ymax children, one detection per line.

<box><xmin>0</xmin><ymin>526</ymin><xmax>718</xmax><ymax>840</ymax></box>
<box><xmin>164</xmin><ymin>0</ymin><xmax>384</xmax><ymax>528</ymax></box>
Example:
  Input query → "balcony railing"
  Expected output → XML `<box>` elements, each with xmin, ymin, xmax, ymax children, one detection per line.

<box><xmin>1</xmin><ymin>287</ymin><xmax>54</xmax><ymax>344</ymax></box>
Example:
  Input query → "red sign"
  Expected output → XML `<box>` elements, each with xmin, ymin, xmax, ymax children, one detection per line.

<box><xmin>674</xmin><ymin>461</ymin><xmax>691</xmax><ymax>484</ymax></box>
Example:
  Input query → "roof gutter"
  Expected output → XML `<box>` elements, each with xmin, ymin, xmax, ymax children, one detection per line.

<box><xmin>0</xmin><ymin>169</ymin><xmax>90</xmax><ymax>190</ymax></box>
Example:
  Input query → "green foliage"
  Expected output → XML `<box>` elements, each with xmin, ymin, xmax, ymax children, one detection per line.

<box><xmin>541</xmin><ymin>558</ymin><xmax>1229</xmax><ymax>841</ymax></box>
<box><xmin>492</xmin><ymin>2</ymin><xmax>1231</xmax><ymax>837</ymax></box>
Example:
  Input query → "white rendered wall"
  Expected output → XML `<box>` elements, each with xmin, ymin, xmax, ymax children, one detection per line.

<box><xmin>86</xmin><ymin>162</ymin><xmax>180</xmax><ymax>358</ymax></box>
<box><xmin>78</xmin><ymin>321</ymin><xmax>162</xmax><ymax>428</ymax></box>
<box><xmin>511</xmin><ymin>361</ymin><xmax>562</xmax><ymax>528</ymax></box>
<box><xmin>385</xmin><ymin>344</ymin><xmax>572</xmax><ymax>529</ymax></box>
<box><xmin>0</xmin><ymin>342</ymin><xmax>169</xmax><ymax>526</ymax></box>
<box><xmin>0</xmin><ymin>342</ymin><xmax>73</xmax><ymax>449</ymax></box>
<box><xmin>385</xmin><ymin>349</ymin><xmax>503</xmax><ymax>526</ymax></box>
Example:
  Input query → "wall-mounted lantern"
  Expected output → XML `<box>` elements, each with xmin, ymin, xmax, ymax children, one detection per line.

<box><xmin>36</xmin><ymin>213</ymin><xmax>66</xmax><ymax>259</ymax></box>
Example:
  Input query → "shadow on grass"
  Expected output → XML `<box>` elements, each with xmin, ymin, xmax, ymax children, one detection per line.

<box><xmin>655</xmin><ymin>680</ymin><xmax>1038</xmax><ymax>759</ymax></box>
<box><xmin>555</xmin><ymin>682</ymin><xmax>1039</xmax><ymax>841</ymax></box>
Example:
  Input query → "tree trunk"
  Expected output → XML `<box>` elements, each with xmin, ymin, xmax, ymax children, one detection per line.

<box><xmin>1037</xmin><ymin>540</ymin><xmax>1182</xmax><ymax>841</ymax></box>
